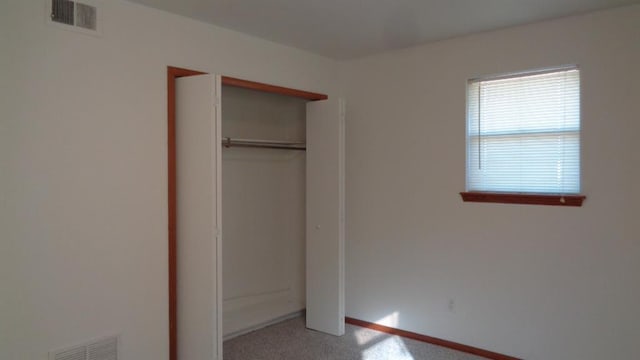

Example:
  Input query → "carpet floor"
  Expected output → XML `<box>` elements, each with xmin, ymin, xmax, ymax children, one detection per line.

<box><xmin>223</xmin><ymin>316</ymin><xmax>488</xmax><ymax>360</ymax></box>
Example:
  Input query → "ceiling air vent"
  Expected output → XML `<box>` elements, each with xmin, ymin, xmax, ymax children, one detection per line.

<box><xmin>48</xmin><ymin>0</ymin><xmax>101</xmax><ymax>35</ymax></box>
<box><xmin>49</xmin><ymin>335</ymin><xmax>118</xmax><ymax>360</ymax></box>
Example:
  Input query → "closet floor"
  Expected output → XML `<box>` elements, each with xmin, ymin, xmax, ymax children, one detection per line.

<box><xmin>223</xmin><ymin>316</ymin><xmax>488</xmax><ymax>360</ymax></box>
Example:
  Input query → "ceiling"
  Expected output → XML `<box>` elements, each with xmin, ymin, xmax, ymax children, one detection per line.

<box><xmin>127</xmin><ymin>0</ymin><xmax>639</xmax><ymax>59</ymax></box>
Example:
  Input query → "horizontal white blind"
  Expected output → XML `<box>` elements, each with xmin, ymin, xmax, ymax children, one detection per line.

<box><xmin>466</xmin><ymin>67</ymin><xmax>580</xmax><ymax>194</ymax></box>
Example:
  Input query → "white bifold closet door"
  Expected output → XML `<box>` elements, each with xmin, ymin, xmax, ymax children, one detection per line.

<box><xmin>306</xmin><ymin>98</ymin><xmax>346</xmax><ymax>336</ymax></box>
<box><xmin>175</xmin><ymin>74</ymin><xmax>223</xmax><ymax>360</ymax></box>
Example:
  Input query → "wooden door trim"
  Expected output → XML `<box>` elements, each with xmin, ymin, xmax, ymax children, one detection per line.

<box><xmin>221</xmin><ymin>76</ymin><xmax>328</xmax><ymax>100</ymax></box>
<box><xmin>167</xmin><ymin>66</ymin><xmax>206</xmax><ymax>360</ymax></box>
<box><xmin>167</xmin><ymin>66</ymin><xmax>328</xmax><ymax>360</ymax></box>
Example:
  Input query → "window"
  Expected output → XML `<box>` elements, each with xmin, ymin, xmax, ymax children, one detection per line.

<box><xmin>461</xmin><ymin>66</ymin><xmax>585</xmax><ymax>206</ymax></box>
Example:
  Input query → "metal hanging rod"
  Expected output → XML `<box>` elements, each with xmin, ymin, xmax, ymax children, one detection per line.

<box><xmin>221</xmin><ymin>137</ymin><xmax>306</xmax><ymax>151</ymax></box>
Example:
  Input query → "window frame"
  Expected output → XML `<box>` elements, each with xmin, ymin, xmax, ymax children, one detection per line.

<box><xmin>461</xmin><ymin>66</ymin><xmax>586</xmax><ymax>207</ymax></box>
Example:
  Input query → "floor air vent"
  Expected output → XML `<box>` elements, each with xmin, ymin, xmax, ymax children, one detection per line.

<box><xmin>48</xmin><ymin>0</ymin><xmax>101</xmax><ymax>35</ymax></box>
<box><xmin>50</xmin><ymin>335</ymin><xmax>118</xmax><ymax>360</ymax></box>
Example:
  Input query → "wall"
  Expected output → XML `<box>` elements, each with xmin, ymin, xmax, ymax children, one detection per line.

<box><xmin>0</xmin><ymin>1</ymin><xmax>338</xmax><ymax>359</ymax></box>
<box><xmin>221</xmin><ymin>86</ymin><xmax>306</xmax><ymax>337</ymax></box>
<box><xmin>343</xmin><ymin>5</ymin><xmax>639</xmax><ymax>360</ymax></box>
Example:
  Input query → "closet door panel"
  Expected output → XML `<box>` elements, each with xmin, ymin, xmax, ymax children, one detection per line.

<box><xmin>176</xmin><ymin>74</ymin><xmax>222</xmax><ymax>359</ymax></box>
<box><xmin>306</xmin><ymin>98</ymin><xmax>346</xmax><ymax>336</ymax></box>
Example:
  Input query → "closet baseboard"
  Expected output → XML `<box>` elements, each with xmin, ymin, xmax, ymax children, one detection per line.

<box><xmin>223</xmin><ymin>310</ymin><xmax>305</xmax><ymax>341</ymax></box>
<box><xmin>345</xmin><ymin>317</ymin><xmax>521</xmax><ymax>360</ymax></box>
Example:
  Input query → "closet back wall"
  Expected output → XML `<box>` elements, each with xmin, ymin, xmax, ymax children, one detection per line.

<box><xmin>221</xmin><ymin>86</ymin><xmax>307</xmax><ymax>337</ymax></box>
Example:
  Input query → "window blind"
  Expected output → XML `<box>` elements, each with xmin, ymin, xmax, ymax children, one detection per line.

<box><xmin>466</xmin><ymin>67</ymin><xmax>580</xmax><ymax>194</ymax></box>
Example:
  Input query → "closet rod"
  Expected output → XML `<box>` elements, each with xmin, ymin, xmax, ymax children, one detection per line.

<box><xmin>222</xmin><ymin>137</ymin><xmax>306</xmax><ymax>151</ymax></box>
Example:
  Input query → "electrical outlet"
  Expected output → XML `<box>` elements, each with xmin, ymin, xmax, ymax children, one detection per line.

<box><xmin>448</xmin><ymin>298</ymin><xmax>455</xmax><ymax>313</ymax></box>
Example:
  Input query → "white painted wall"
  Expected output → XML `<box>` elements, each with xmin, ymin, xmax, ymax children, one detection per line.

<box><xmin>0</xmin><ymin>1</ymin><xmax>338</xmax><ymax>359</ymax></box>
<box><xmin>343</xmin><ymin>5</ymin><xmax>640</xmax><ymax>360</ymax></box>
<box><xmin>5</xmin><ymin>1</ymin><xmax>639</xmax><ymax>359</ymax></box>
<box><xmin>221</xmin><ymin>86</ymin><xmax>306</xmax><ymax>336</ymax></box>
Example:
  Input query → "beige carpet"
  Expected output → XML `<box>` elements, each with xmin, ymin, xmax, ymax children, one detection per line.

<box><xmin>224</xmin><ymin>316</ymin><xmax>488</xmax><ymax>360</ymax></box>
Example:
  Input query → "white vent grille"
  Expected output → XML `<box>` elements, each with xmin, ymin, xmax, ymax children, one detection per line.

<box><xmin>50</xmin><ymin>335</ymin><xmax>118</xmax><ymax>360</ymax></box>
<box><xmin>87</xmin><ymin>337</ymin><xmax>117</xmax><ymax>360</ymax></box>
<box><xmin>47</xmin><ymin>0</ymin><xmax>101</xmax><ymax>36</ymax></box>
<box><xmin>52</xmin><ymin>347</ymin><xmax>86</xmax><ymax>360</ymax></box>
<box><xmin>51</xmin><ymin>0</ymin><xmax>75</xmax><ymax>26</ymax></box>
<box><xmin>74</xmin><ymin>2</ymin><xmax>97</xmax><ymax>30</ymax></box>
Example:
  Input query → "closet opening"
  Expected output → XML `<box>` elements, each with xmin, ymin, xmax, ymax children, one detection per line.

<box><xmin>220</xmin><ymin>84</ymin><xmax>308</xmax><ymax>339</ymax></box>
<box><xmin>168</xmin><ymin>66</ymin><xmax>336</xmax><ymax>360</ymax></box>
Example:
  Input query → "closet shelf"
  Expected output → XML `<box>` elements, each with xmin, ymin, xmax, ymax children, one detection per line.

<box><xmin>222</xmin><ymin>137</ymin><xmax>306</xmax><ymax>151</ymax></box>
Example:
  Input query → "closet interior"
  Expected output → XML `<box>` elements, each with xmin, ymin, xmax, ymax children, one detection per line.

<box><xmin>221</xmin><ymin>84</ymin><xmax>308</xmax><ymax>338</ymax></box>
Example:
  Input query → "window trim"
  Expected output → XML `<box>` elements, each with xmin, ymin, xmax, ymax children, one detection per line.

<box><xmin>460</xmin><ymin>192</ymin><xmax>585</xmax><ymax>206</ymax></box>
<box><xmin>463</xmin><ymin>65</ymin><xmax>585</xmax><ymax>204</ymax></box>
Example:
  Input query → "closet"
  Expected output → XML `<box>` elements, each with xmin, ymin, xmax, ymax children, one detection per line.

<box><xmin>171</xmin><ymin>70</ymin><xmax>345</xmax><ymax>360</ymax></box>
<box><xmin>221</xmin><ymin>85</ymin><xmax>307</xmax><ymax>337</ymax></box>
